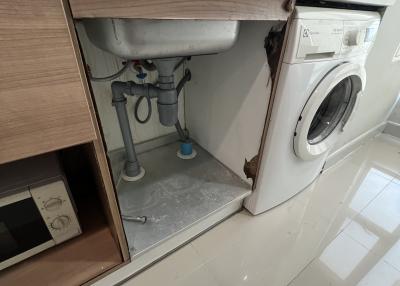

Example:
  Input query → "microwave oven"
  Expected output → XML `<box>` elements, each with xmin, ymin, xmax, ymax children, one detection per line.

<box><xmin>0</xmin><ymin>154</ymin><xmax>81</xmax><ymax>270</ymax></box>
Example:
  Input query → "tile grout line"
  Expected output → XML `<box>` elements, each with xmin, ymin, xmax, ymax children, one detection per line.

<box><xmin>383</xmin><ymin>259</ymin><xmax>400</xmax><ymax>274</ymax></box>
<box><xmin>285</xmin><ymin>256</ymin><xmax>317</xmax><ymax>286</ymax></box>
<box><xmin>287</xmin><ymin>175</ymin><xmax>395</xmax><ymax>285</ymax></box>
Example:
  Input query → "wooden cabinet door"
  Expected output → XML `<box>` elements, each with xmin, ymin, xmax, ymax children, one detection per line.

<box><xmin>0</xmin><ymin>0</ymin><xmax>96</xmax><ymax>164</ymax></box>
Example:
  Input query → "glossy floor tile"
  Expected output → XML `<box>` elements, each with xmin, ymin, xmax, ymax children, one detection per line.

<box><xmin>123</xmin><ymin>134</ymin><xmax>400</xmax><ymax>286</ymax></box>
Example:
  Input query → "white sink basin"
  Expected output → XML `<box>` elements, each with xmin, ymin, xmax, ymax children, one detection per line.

<box><xmin>82</xmin><ymin>19</ymin><xmax>240</xmax><ymax>60</ymax></box>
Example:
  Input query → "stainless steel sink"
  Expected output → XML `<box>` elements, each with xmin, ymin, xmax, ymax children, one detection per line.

<box><xmin>82</xmin><ymin>19</ymin><xmax>240</xmax><ymax>60</ymax></box>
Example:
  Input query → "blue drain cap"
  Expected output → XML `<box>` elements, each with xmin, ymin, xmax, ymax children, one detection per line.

<box><xmin>180</xmin><ymin>142</ymin><xmax>193</xmax><ymax>156</ymax></box>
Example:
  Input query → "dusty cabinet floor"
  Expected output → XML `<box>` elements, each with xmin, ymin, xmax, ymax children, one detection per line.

<box><xmin>116</xmin><ymin>142</ymin><xmax>250</xmax><ymax>256</ymax></box>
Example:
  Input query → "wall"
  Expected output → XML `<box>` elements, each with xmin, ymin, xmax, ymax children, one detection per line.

<box><xmin>76</xmin><ymin>23</ymin><xmax>186</xmax><ymax>152</ymax></box>
<box><xmin>186</xmin><ymin>21</ymin><xmax>275</xmax><ymax>183</ymax></box>
<box><xmin>331</xmin><ymin>1</ymin><xmax>400</xmax><ymax>151</ymax></box>
<box><xmin>384</xmin><ymin>96</ymin><xmax>400</xmax><ymax>137</ymax></box>
<box><xmin>388</xmin><ymin>98</ymin><xmax>400</xmax><ymax>123</ymax></box>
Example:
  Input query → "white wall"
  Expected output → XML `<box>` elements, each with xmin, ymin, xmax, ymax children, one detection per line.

<box><xmin>76</xmin><ymin>23</ymin><xmax>185</xmax><ymax>152</ymax></box>
<box><xmin>332</xmin><ymin>2</ymin><xmax>400</xmax><ymax>151</ymax></box>
<box><xmin>186</xmin><ymin>21</ymin><xmax>276</xmax><ymax>183</ymax></box>
<box><xmin>388</xmin><ymin>98</ymin><xmax>400</xmax><ymax>123</ymax></box>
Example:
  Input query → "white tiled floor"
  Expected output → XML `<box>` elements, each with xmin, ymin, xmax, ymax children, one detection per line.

<box><xmin>123</xmin><ymin>134</ymin><xmax>400</xmax><ymax>286</ymax></box>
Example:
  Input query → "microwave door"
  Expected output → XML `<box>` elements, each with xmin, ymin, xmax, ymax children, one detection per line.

<box><xmin>0</xmin><ymin>190</ymin><xmax>55</xmax><ymax>270</ymax></box>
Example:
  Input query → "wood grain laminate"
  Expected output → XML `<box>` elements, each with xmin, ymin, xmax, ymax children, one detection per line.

<box><xmin>0</xmin><ymin>0</ymin><xmax>96</xmax><ymax>164</ymax></box>
<box><xmin>0</xmin><ymin>228</ymin><xmax>122</xmax><ymax>286</ymax></box>
<box><xmin>62</xmin><ymin>0</ymin><xmax>130</xmax><ymax>261</ymax></box>
<box><xmin>69</xmin><ymin>0</ymin><xmax>292</xmax><ymax>20</ymax></box>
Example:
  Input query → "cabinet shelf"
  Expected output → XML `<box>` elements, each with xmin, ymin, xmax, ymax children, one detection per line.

<box><xmin>0</xmin><ymin>193</ymin><xmax>123</xmax><ymax>286</ymax></box>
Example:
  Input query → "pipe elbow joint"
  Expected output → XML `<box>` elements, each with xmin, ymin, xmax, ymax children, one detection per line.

<box><xmin>111</xmin><ymin>81</ymin><xmax>129</xmax><ymax>102</ymax></box>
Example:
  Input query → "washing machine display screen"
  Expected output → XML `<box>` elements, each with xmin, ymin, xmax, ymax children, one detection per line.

<box><xmin>307</xmin><ymin>77</ymin><xmax>353</xmax><ymax>144</ymax></box>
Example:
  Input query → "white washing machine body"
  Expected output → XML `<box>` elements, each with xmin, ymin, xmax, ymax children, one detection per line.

<box><xmin>324</xmin><ymin>0</ymin><xmax>396</xmax><ymax>6</ymax></box>
<box><xmin>245</xmin><ymin>7</ymin><xmax>381</xmax><ymax>215</ymax></box>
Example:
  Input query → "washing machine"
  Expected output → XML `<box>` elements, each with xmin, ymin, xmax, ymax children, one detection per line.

<box><xmin>324</xmin><ymin>0</ymin><xmax>396</xmax><ymax>6</ymax></box>
<box><xmin>244</xmin><ymin>7</ymin><xmax>381</xmax><ymax>215</ymax></box>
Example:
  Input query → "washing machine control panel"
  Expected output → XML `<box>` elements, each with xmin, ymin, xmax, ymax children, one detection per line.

<box><xmin>296</xmin><ymin>20</ymin><xmax>343</xmax><ymax>60</ymax></box>
<box><xmin>341</xmin><ymin>20</ymin><xmax>380</xmax><ymax>55</ymax></box>
<box><xmin>284</xmin><ymin>9</ymin><xmax>381</xmax><ymax>64</ymax></box>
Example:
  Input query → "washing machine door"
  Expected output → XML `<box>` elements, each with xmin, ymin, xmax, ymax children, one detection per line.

<box><xmin>294</xmin><ymin>62</ymin><xmax>366</xmax><ymax>161</ymax></box>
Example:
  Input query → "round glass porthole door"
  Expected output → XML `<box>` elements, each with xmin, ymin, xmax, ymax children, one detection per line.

<box><xmin>307</xmin><ymin>77</ymin><xmax>354</xmax><ymax>145</ymax></box>
<box><xmin>294</xmin><ymin>63</ymin><xmax>365</xmax><ymax>161</ymax></box>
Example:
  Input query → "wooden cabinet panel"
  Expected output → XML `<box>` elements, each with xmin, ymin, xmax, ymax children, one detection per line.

<box><xmin>62</xmin><ymin>0</ymin><xmax>130</xmax><ymax>261</ymax></box>
<box><xmin>69</xmin><ymin>0</ymin><xmax>292</xmax><ymax>20</ymax></box>
<box><xmin>0</xmin><ymin>0</ymin><xmax>96</xmax><ymax>164</ymax></box>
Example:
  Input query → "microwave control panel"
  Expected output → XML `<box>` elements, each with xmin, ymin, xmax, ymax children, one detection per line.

<box><xmin>30</xmin><ymin>180</ymin><xmax>81</xmax><ymax>244</ymax></box>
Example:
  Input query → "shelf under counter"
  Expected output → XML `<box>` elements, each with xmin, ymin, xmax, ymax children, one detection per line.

<box><xmin>0</xmin><ymin>142</ymin><xmax>127</xmax><ymax>286</ymax></box>
<box><xmin>0</xmin><ymin>194</ymin><xmax>123</xmax><ymax>286</ymax></box>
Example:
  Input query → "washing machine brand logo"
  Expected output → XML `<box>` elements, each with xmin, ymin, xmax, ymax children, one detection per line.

<box><xmin>302</xmin><ymin>28</ymin><xmax>322</xmax><ymax>38</ymax></box>
<box><xmin>302</xmin><ymin>27</ymin><xmax>343</xmax><ymax>38</ymax></box>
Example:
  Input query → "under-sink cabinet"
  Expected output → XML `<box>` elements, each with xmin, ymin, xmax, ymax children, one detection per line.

<box><xmin>0</xmin><ymin>0</ymin><xmax>291</xmax><ymax>285</ymax></box>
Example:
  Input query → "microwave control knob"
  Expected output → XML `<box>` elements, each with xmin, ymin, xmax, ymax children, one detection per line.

<box><xmin>44</xmin><ymin>198</ymin><xmax>63</xmax><ymax>211</ymax></box>
<box><xmin>50</xmin><ymin>215</ymin><xmax>71</xmax><ymax>230</ymax></box>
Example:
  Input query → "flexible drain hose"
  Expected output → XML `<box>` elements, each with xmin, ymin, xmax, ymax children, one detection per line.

<box><xmin>133</xmin><ymin>69</ymin><xmax>191</xmax><ymax>125</ymax></box>
<box><xmin>134</xmin><ymin>93</ymin><xmax>152</xmax><ymax>124</ymax></box>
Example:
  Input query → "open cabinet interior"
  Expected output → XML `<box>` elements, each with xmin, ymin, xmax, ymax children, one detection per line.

<box><xmin>0</xmin><ymin>144</ymin><xmax>124</xmax><ymax>286</ymax></box>
<box><xmin>75</xmin><ymin>20</ymin><xmax>277</xmax><ymax>258</ymax></box>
